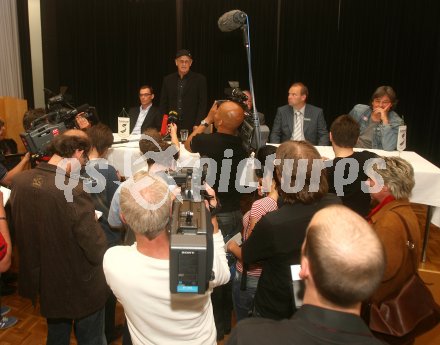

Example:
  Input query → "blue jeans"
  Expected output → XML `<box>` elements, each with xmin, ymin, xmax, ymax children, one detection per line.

<box><xmin>212</xmin><ymin>210</ymin><xmax>242</xmax><ymax>339</ymax></box>
<box><xmin>232</xmin><ymin>270</ymin><xmax>259</xmax><ymax>321</ymax></box>
<box><xmin>46</xmin><ymin>307</ymin><xmax>106</xmax><ymax>345</ymax></box>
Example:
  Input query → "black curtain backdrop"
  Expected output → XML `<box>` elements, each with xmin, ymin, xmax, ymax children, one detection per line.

<box><xmin>181</xmin><ymin>0</ymin><xmax>279</xmax><ymax>119</ymax></box>
<box><xmin>17</xmin><ymin>0</ymin><xmax>440</xmax><ymax>165</ymax></box>
<box><xmin>41</xmin><ymin>0</ymin><xmax>177</xmax><ymax>130</ymax></box>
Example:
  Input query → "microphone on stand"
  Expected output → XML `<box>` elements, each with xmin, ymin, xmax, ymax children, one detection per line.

<box><xmin>218</xmin><ymin>9</ymin><xmax>261</xmax><ymax>151</ymax></box>
<box><xmin>218</xmin><ymin>10</ymin><xmax>247</xmax><ymax>32</ymax></box>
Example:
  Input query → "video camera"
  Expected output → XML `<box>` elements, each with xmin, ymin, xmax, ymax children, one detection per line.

<box><xmin>222</xmin><ymin>87</ymin><xmax>249</xmax><ymax>107</ymax></box>
<box><xmin>20</xmin><ymin>91</ymin><xmax>98</xmax><ymax>156</ymax></box>
<box><xmin>169</xmin><ymin>168</ymin><xmax>215</xmax><ymax>294</ymax></box>
<box><xmin>218</xmin><ymin>83</ymin><xmax>260</xmax><ymax>155</ymax></box>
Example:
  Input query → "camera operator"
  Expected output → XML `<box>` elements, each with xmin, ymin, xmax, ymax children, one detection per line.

<box><xmin>0</xmin><ymin>151</ymin><xmax>30</xmax><ymax>187</ymax></box>
<box><xmin>184</xmin><ymin>100</ymin><xmax>246</xmax><ymax>340</ymax></box>
<box><xmin>243</xmin><ymin>90</ymin><xmax>265</xmax><ymax>126</ymax></box>
<box><xmin>10</xmin><ymin>130</ymin><xmax>108</xmax><ymax>344</ymax></box>
<box><xmin>75</xmin><ymin>113</ymin><xmax>92</xmax><ymax>130</ymax></box>
<box><xmin>103</xmin><ymin>171</ymin><xmax>230</xmax><ymax>345</ymax></box>
<box><xmin>0</xmin><ymin>111</ymin><xmax>34</xmax><ymax>185</ymax></box>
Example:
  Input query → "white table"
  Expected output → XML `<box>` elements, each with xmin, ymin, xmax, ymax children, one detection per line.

<box><xmin>107</xmin><ymin>137</ymin><xmax>440</xmax><ymax>260</ymax></box>
<box><xmin>107</xmin><ymin>134</ymin><xmax>200</xmax><ymax>177</ymax></box>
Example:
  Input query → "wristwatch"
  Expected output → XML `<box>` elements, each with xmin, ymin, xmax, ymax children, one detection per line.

<box><xmin>200</xmin><ymin>119</ymin><xmax>210</xmax><ymax>127</ymax></box>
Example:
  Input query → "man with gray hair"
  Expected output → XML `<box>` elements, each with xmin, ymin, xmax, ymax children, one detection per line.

<box><xmin>228</xmin><ymin>205</ymin><xmax>386</xmax><ymax>345</ymax></box>
<box><xmin>103</xmin><ymin>171</ymin><xmax>230</xmax><ymax>345</ymax></box>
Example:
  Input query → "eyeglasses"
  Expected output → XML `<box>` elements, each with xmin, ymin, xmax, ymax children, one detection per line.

<box><xmin>139</xmin><ymin>93</ymin><xmax>152</xmax><ymax>97</ymax></box>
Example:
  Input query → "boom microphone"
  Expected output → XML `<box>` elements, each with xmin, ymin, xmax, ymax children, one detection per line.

<box><xmin>218</xmin><ymin>10</ymin><xmax>247</xmax><ymax>32</ymax></box>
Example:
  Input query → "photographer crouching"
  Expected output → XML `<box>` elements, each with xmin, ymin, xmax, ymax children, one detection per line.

<box><xmin>184</xmin><ymin>100</ymin><xmax>246</xmax><ymax>340</ymax></box>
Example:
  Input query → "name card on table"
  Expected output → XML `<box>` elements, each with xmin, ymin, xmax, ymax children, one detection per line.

<box><xmin>118</xmin><ymin>117</ymin><xmax>130</xmax><ymax>139</ymax></box>
<box><xmin>397</xmin><ymin>125</ymin><xmax>407</xmax><ymax>152</ymax></box>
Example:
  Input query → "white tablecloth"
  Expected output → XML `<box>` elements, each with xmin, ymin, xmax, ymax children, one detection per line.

<box><xmin>107</xmin><ymin>134</ymin><xmax>200</xmax><ymax>176</ymax></box>
<box><xmin>107</xmin><ymin>136</ymin><xmax>440</xmax><ymax>227</ymax></box>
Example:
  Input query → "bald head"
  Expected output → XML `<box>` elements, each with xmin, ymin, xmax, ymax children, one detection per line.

<box><xmin>215</xmin><ymin>101</ymin><xmax>244</xmax><ymax>134</ymax></box>
<box><xmin>303</xmin><ymin>205</ymin><xmax>385</xmax><ymax>307</ymax></box>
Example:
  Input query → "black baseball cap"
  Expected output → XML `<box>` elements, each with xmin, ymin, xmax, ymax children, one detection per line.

<box><xmin>176</xmin><ymin>49</ymin><xmax>192</xmax><ymax>59</ymax></box>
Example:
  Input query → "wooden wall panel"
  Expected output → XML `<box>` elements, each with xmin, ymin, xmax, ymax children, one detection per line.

<box><xmin>0</xmin><ymin>97</ymin><xmax>28</xmax><ymax>153</ymax></box>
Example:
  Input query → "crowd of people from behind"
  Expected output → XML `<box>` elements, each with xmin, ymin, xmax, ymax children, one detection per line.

<box><xmin>0</xmin><ymin>47</ymin><xmax>431</xmax><ymax>345</ymax></box>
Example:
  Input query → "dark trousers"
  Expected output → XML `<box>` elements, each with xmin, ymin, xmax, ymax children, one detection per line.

<box><xmin>122</xmin><ymin>319</ymin><xmax>132</xmax><ymax>345</ymax></box>
<box><xmin>211</xmin><ymin>210</ymin><xmax>242</xmax><ymax>339</ymax></box>
<box><xmin>105</xmin><ymin>292</ymin><xmax>117</xmax><ymax>342</ymax></box>
<box><xmin>46</xmin><ymin>307</ymin><xmax>106</xmax><ymax>345</ymax></box>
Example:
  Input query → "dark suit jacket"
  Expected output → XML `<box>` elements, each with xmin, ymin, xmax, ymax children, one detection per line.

<box><xmin>159</xmin><ymin>71</ymin><xmax>207</xmax><ymax>130</ymax></box>
<box><xmin>269</xmin><ymin>104</ymin><xmax>329</xmax><ymax>145</ymax></box>
<box><xmin>128</xmin><ymin>105</ymin><xmax>162</xmax><ymax>133</ymax></box>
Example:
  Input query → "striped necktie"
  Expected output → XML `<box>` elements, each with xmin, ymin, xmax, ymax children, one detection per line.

<box><xmin>292</xmin><ymin>110</ymin><xmax>303</xmax><ymax>140</ymax></box>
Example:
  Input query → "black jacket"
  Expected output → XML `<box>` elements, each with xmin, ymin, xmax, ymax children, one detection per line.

<box><xmin>128</xmin><ymin>105</ymin><xmax>163</xmax><ymax>133</ymax></box>
<box><xmin>160</xmin><ymin>71</ymin><xmax>207</xmax><ymax>130</ymax></box>
<box><xmin>242</xmin><ymin>194</ymin><xmax>341</xmax><ymax>320</ymax></box>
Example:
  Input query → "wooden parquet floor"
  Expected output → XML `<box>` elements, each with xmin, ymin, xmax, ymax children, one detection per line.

<box><xmin>0</xmin><ymin>203</ymin><xmax>439</xmax><ymax>344</ymax></box>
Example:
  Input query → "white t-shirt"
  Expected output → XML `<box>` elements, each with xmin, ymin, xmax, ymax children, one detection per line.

<box><xmin>103</xmin><ymin>231</ymin><xmax>230</xmax><ymax>345</ymax></box>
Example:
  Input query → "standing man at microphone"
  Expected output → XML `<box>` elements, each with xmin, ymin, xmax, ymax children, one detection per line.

<box><xmin>160</xmin><ymin>49</ymin><xmax>207</xmax><ymax>131</ymax></box>
<box><xmin>349</xmin><ymin>85</ymin><xmax>402</xmax><ymax>151</ymax></box>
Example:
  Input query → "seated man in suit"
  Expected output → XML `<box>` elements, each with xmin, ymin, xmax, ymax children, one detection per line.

<box><xmin>270</xmin><ymin>82</ymin><xmax>329</xmax><ymax>145</ymax></box>
<box><xmin>128</xmin><ymin>85</ymin><xmax>162</xmax><ymax>135</ymax></box>
<box><xmin>227</xmin><ymin>205</ymin><xmax>386</xmax><ymax>345</ymax></box>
